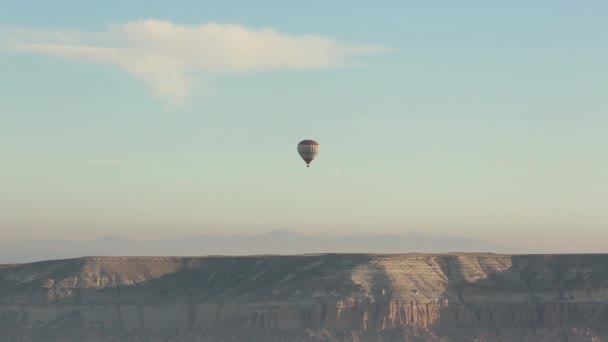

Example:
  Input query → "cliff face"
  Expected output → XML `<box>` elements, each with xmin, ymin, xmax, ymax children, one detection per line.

<box><xmin>0</xmin><ymin>254</ymin><xmax>607</xmax><ymax>341</ymax></box>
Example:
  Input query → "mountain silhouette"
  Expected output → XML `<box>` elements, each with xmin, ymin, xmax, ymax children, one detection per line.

<box><xmin>0</xmin><ymin>230</ymin><xmax>520</xmax><ymax>264</ymax></box>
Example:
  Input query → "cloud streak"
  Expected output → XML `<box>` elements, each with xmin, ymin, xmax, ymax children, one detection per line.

<box><xmin>4</xmin><ymin>20</ymin><xmax>385</xmax><ymax>103</ymax></box>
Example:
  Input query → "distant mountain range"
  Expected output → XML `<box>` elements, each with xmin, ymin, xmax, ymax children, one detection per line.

<box><xmin>0</xmin><ymin>230</ymin><xmax>522</xmax><ymax>264</ymax></box>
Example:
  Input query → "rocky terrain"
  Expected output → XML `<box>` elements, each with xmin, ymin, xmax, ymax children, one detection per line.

<box><xmin>0</xmin><ymin>253</ymin><xmax>607</xmax><ymax>341</ymax></box>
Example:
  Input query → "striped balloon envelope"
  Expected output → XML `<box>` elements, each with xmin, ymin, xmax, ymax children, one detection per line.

<box><xmin>297</xmin><ymin>140</ymin><xmax>320</xmax><ymax>167</ymax></box>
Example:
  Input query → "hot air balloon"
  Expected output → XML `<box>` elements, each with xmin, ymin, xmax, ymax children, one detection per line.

<box><xmin>297</xmin><ymin>140</ymin><xmax>320</xmax><ymax>167</ymax></box>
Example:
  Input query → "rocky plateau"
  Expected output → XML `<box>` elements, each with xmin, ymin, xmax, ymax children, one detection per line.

<box><xmin>1</xmin><ymin>253</ymin><xmax>607</xmax><ymax>341</ymax></box>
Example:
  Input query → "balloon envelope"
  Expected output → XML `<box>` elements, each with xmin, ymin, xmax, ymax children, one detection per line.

<box><xmin>297</xmin><ymin>140</ymin><xmax>320</xmax><ymax>167</ymax></box>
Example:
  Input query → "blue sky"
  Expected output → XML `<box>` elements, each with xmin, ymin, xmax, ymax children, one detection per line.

<box><xmin>1</xmin><ymin>1</ymin><xmax>607</xmax><ymax>251</ymax></box>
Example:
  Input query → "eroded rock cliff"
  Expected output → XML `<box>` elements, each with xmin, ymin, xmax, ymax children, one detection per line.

<box><xmin>1</xmin><ymin>254</ymin><xmax>607</xmax><ymax>341</ymax></box>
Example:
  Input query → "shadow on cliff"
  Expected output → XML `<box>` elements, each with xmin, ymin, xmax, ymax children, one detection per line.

<box><xmin>424</xmin><ymin>254</ymin><xmax>608</xmax><ymax>342</ymax></box>
<box><xmin>11</xmin><ymin>254</ymin><xmax>387</xmax><ymax>341</ymax></box>
<box><xmin>36</xmin><ymin>254</ymin><xmax>380</xmax><ymax>303</ymax></box>
<box><xmin>3</xmin><ymin>253</ymin><xmax>608</xmax><ymax>342</ymax></box>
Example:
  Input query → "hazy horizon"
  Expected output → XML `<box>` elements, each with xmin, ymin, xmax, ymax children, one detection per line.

<box><xmin>1</xmin><ymin>229</ymin><xmax>605</xmax><ymax>264</ymax></box>
<box><xmin>0</xmin><ymin>229</ymin><xmax>538</xmax><ymax>264</ymax></box>
<box><xmin>1</xmin><ymin>1</ymin><xmax>607</xmax><ymax>252</ymax></box>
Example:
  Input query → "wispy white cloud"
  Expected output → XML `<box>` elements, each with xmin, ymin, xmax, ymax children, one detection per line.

<box><xmin>3</xmin><ymin>20</ymin><xmax>385</xmax><ymax>103</ymax></box>
<box><xmin>87</xmin><ymin>159</ymin><xmax>133</xmax><ymax>166</ymax></box>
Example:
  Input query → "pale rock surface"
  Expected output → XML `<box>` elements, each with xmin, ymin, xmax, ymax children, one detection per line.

<box><xmin>0</xmin><ymin>253</ymin><xmax>607</xmax><ymax>341</ymax></box>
